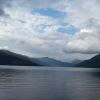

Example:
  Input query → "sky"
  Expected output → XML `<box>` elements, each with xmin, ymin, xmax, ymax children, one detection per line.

<box><xmin>0</xmin><ymin>0</ymin><xmax>100</xmax><ymax>61</ymax></box>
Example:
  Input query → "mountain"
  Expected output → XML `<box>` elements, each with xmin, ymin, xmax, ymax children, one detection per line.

<box><xmin>32</xmin><ymin>57</ymin><xmax>73</xmax><ymax>67</ymax></box>
<box><xmin>75</xmin><ymin>54</ymin><xmax>100</xmax><ymax>68</ymax></box>
<box><xmin>0</xmin><ymin>50</ymin><xmax>40</xmax><ymax>66</ymax></box>
<box><xmin>71</xmin><ymin>59</ymin><xmax>82</xmax><ymax>65</ymax></box>
<box><xmin>0</xmin><ymin>50</ymin><xmax>73</xmax><ymax>67</ymax></box>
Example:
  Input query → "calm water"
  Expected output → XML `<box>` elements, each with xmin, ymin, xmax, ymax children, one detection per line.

<box><xmin>0</xmin><ymin>66</ymin><xmax>100</xmax><ymax>100</ymax></box>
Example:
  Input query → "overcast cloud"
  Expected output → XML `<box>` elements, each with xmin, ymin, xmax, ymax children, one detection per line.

<box><xmin>0</xmin><ymin>0</ymin><xmax>99</xmax><ymax>61</ymax></box>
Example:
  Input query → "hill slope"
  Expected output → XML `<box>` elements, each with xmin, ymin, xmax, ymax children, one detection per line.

<box><xmin>0</xmin><ymin>50</ymin><xmax>72</xmax><ymax>67</ymax></box>
<box><xmin>75</xmin><ymin>54</ymin><xmax>100</xmax><ymax>68</ymax></box>
<box><xmin>32</xmin><ymin>57</ymin><xmax>72</xmax><ymax>67</ymax></box>
<box><xmin>0</xmin><ymin>50</ymin><xmax>40</xmax><ymax>66</ymax></box>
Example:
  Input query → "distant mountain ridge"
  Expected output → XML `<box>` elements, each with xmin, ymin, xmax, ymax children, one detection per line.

<box><xmin>1</xmin><ymin>49</ymin><xmax>99</xmax><ymax>67</ymax></box>
<box><xmin>0</xmin><ymin>50</ymin><xmax>73</xmax><ymax>66</ymax></box>
<box><xmin>75</xmin><ymin>54</ymin><xmax>100</xmax><ymax>68</ymax></box>
<box><xmin>32</xmin><ymin>57</ymin><xmax>73</xmax><ymax>67</ymax></box>
<box><xmin>71</xmin><ymin>59</ymin><xmax>82</xmax><ymax>65</ymax></box>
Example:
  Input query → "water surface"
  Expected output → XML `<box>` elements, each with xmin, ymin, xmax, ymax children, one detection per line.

<box><xmin>0</xmin><ymin>66</ymin><xmax>100</xmax><ymax>100</ymax></box>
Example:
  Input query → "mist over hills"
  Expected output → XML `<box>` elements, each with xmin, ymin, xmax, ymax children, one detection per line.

<box><xmin>0</xmin><ymin>50</ymin><xmax>73</xmax><ymax>66</ymax></box>
<box><xmin>32</xmin><ymin>57</ymin><xmax>73</xmax><ymax>67</ymax></box>
<box><xmin>0</xmin><ymin>49</ymin><xmax>99</xmax><ymax>67</ymax></box>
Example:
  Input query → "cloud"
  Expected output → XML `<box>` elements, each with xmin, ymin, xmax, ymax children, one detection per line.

<box><xmin>0</xmin><ymin>4</ymin><xmax>70</xmax><ymax>60</ymax></box>
<box><xmin>64</xmin><ymin>18</ymin><xmax>100</xmax><ymax>54</ymax></box>
<box><xmin>0</xmin><ymin>0</ymin><xmax>99</xmax><ymax>61</ymax></box>
<box><xmin>0</xmin><ymin>0</ymin><xmax>11</xmax><ymax>16</ymax></box>
<box><xmin>0</xmin><ymin>8</ymin><xmax>5</xmax><ymax>16</ymax></box>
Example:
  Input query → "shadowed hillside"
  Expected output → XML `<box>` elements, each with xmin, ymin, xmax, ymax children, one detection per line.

<box><xmin>0</xmin><ymin>50</ymin><xmax>40</xmax><ymax>66</ymax></box>
<box><xmin>75</xmin><ymin>54</ymin><xmax>100</xmax><ymax>68</ymax></box>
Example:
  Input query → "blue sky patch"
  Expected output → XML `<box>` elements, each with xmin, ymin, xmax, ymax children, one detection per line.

<box><xmin>33</xmin><ymin>7</ymin><xmax>66</xmax><ymax>18</ymax></box>
<box><xmin>35</xmin><ymin>24</ymin><xmax>46</xmax><ymax>33</ymax></box>
<box><xmin>58</xmin><ymin>25</ymin><xmax>80</xmax><ymax>34</ymax></box>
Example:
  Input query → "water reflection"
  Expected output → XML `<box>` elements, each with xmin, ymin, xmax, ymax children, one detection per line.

<box><xmin>0</xmin><ymin>66</ymin><xmax>100</xmax><ymax>100</ymax></box>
